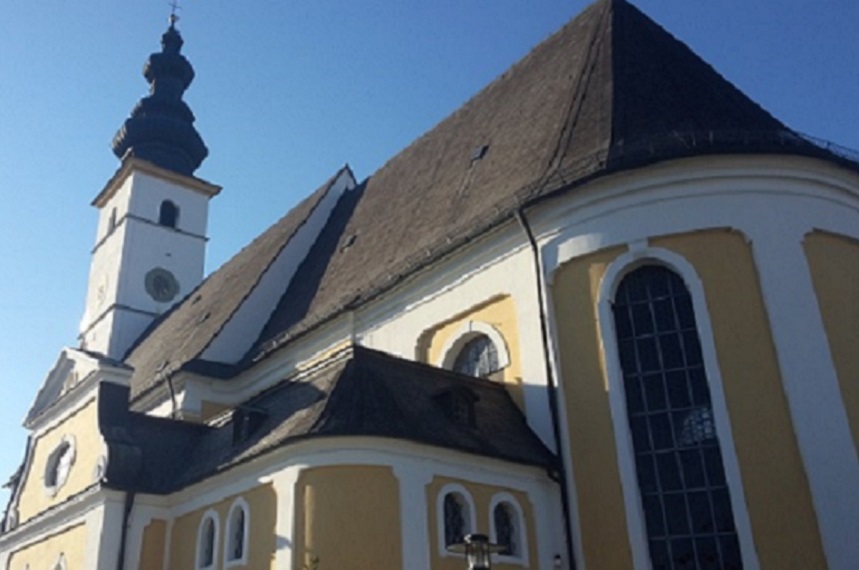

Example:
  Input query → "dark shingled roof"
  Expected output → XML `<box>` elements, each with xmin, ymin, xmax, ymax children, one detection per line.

<box><xmin>101</xmin><ymin>347</ymin><xmax>555</xmax><ymax>494</ymax></box>
<box><xmin>124</xmin><ymin>167</ymin><xmax>349</xmax><ymax>401</ymax></box>
<box><xmin>123</xmin><ymin>0</ymin><xmax>858</xmax><ymax>400</ymax></box>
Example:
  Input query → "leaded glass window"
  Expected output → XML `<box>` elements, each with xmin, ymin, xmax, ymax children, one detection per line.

<box><xmin>612</xmin><ymin>265</ymin><xmax>743</xmax><ymax>570</ymax></box>
<box><xmin>444</xmin><ymin>493</ymin><xmax>467</xmax><ymax>546</ymax></box>
<box><xmin>453</xmin><ymin>335</ymin><xmax>499</xmax><ymax>378</ymax></box>
<box><xmin>493</xmin><ymin>503</ymin><xmax>518</xmax><ymax>556</ymax></box>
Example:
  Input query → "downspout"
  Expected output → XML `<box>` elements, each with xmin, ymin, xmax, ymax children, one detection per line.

<box><xmin>117</xmin><ymin>491</ymin><xmax>136</xmax><ymax>570</ymax></box>
<box><xmin>515</xmin><ymin>208</ymin><xmax>578</xmax><ymax>570</ymax></box>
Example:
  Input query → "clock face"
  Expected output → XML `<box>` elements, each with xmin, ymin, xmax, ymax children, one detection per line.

<box><xmin>145</xmin><ymin>267</ymin><xmax>180</xmax><ymax>302</ymax></box>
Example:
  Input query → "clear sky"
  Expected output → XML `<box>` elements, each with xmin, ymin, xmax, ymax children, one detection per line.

<box><xmin>0</xmin><ymin>0</ymin><xmax>856</xmax><ymax>508</ymax></box>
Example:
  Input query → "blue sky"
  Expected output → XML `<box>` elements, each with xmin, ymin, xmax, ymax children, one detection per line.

<box><xmin>0</xmin><ymin>0</ymin><xmax>856</xmax><ymax>507</ymax></box>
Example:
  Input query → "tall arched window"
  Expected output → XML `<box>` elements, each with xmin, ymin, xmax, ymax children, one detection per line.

<box><xmin>159</xmin><ymin>200</ymin><xmax>179</xmax><ymax>228</ymax></box>
<box><xmin>197</xmin><ymin>511</ymin><xmax>219</xmax><ymax>570</ymax></box>
<box><xmin>225</xmin><ymin>499</ymin><xmax>249</xmax><ymax>566</ymax></box>
<box><xmin>452</xmin><ymin>335</ymin><xmax>499</xmax><ymax>378</ymax></box>
<box><xmin>612</xmin><ymin>265</ymin><xmax>743</xmax><ymax>569</ymax></box>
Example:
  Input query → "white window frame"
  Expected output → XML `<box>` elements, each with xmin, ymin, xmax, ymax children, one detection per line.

<box><xmin>489</xmin><ymin>492</ymin><xmax>529</xmax><ymax>566</ymax></box>
<box><xmin>436</xmin><ymin>483</ymin><xmax>477</xmax><ymax>559</ymax></box>
<box><xmin>438</xmin><ymin>320</ymin><xmax>511</xmax><ymax>371</ymax></box>
<box><xmin>196</xmin><ymin>509</ymin><xmax>220</xmax><ymax>570</ymax></box>
<box><xmin>596</xmin><ymin>245</ymin><xmax>760</xmax><ymax>570</ymax></box>
<box><xmin>43</xmin><ymin>434</ymin><xmax>76</xmax><ymax>497</ymax></box>
<box><xmin>224</xmin><ymin>497</ymin><xmax>250</xmax><ymax>568</ymax></box>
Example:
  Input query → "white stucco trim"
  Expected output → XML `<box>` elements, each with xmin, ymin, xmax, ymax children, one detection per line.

<box><xmin>392</xmin><ymin>465</ymin><xmax>433</xmax><ymax>570</ymax></box>
<box><xmin>435</xmin><ymin>483</ymin><xmax>477</xmax><ymax>560</ymax></box>
<box><xmin>595</xmin><ymin>246</ymin><xmax>759</xmax><ymax>570</ymax></box>
<box><xmin>437</xmin><ymin>320</ymin><xmax>512</xmax><ymax>371</ymax></box>
<box><xmin>223</xmin><ymin>497</ymin><xmax>250</xmax><ymax>568</ymax></box>
<box><xmin>200</xmin><ymin>168</ymin><xmax>355</xmax><ymax>364</ymax></box>
<box><xmin>43</xmin><ymin>435</ymin><xmax>76</xmax><ymax>498</ymax></box>
<box><xmin>195</xmin><ymin>509</ymin><xmax>220</xmax><ymax>570</ymax></box>
<box><xmin>271</xmin><ymin>468</ymin><xmax>301</xmax><ymax>570</ymax></box>
<box><xmin>488</xmin><ymin>492</ymin><xmax>529</xmax><ymax>566</ymax></box>
<box><xmin>748</xmin><ymin>223</ymin><xmax>859</xmax><ymax>570</ymax></box>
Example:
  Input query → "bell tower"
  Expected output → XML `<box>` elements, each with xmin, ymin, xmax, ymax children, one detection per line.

<box><xmin>79</xmin><ymin>19</ymin><xmax>220</xmax><ymax>359</ymax></box>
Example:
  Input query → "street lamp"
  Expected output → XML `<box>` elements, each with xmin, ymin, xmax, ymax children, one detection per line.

<box><xmin>447</xmin><ymin>533</ymin><xmax>505</xmax><ymax>570</ymax></box>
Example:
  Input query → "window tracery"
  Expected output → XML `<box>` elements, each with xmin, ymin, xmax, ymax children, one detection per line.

<box><xmin>452</xmin><ymin>334</ymin><xmax>499</xmax><ymax>378</ymax></box>
<box><xmin>613</xmin><ymin>265</ymin><xmax>743</xmax><ymax>569</ymax></box>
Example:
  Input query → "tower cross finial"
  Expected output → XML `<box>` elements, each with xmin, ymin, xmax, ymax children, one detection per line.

<box><xmin>168</xmin><ymin>0</ymin><xmax>181</xmax><ymax>27</ymax></box>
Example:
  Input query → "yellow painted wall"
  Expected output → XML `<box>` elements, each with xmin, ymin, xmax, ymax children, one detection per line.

<box><xmin>7</xmin><ymin>523</ymin><xmax>87</xmax><ymax>570</ymax></box>
<box><xmin>426</xmin><ymin>476</ymin><xmax>540</xmax><ymax>570</ymax></box>
<box><xmin>421</xmin><ymin>295</ymin><xmax>525</xmax><ymax>408</ymax></box>
<box><xmin>551</xmin><ymin>245</ymin><xmax>634</xmax><ymax>569</ymax></box>
<box><xmin>17</xmin><ymin>399</ymin><xmax>104</xmax><ymax>524</ymax></box>
<box><xmin>167</xmin><ymin>483</ymin><xmax>277</xmax><ymax>569</ymax></box>
<box><xmin>551</xmin><ymin>229</ymin><xmax>826</xmax><ymax>569</ymax></box>
<box><xmin>653</xmin><ymin>230</ymin><xmax>825</xmax><ymax>568</ymax></box>
<box><xmin>294</xmin><ymin>465</ymin><xmax>402</xmax><ymax>570</ymax></box>
<box><xmin>139</xmin><ymin>519</ymin><xmax>167</xmax><ymax>570</ymax></box>
<box><xmin>803</xmin><ymin>230</ymin><xmax>859</xmax><ymax>455</ymax></box>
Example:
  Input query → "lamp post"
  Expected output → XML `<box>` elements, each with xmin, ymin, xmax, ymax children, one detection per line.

<box><xmin>447</xmin><ymin>533</ymin><xmax>505</xmax><ymax>570</ymax></box>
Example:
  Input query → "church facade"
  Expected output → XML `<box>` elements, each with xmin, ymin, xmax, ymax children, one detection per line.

<box><xmin>3</xmin><ymin>1</ymin><xmax>859</xmax><ymax>569</ymax></box>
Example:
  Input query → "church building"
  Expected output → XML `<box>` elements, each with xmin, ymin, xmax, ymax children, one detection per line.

<box><xmin>3</xmin><ymin>0</ymin><xmax>859</xmax><ymax>568</ymax></box>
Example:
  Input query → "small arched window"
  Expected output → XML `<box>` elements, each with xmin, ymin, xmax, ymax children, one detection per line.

<box><xmin>612</xmin><ymin>265</ymin><xmax>743</xmax><ymax>569</ymax></box>
<box><xmin>493</xmin><ymin>503</ymin><xmax>518</xmax><ymax>556</ymax></box>
<box><xmin>452</xmin><ymin>335</ymin><xmax>499</xmax><ymax>378</ymax></box>
<box><xmin>159</xmin><ymin>200</ymin><xmax>179</xmax><ymax>228</ymax></box>
<box><xmin>443</xmin><ymin>493</ymin><xmax>470</xmax><ymax>547</ymax></box>
<box><xmin>225</xmin><ymin>499</ymin><xmax>249</xmax><ymax>566</ymax></box>
<box><xmin>197</xmin><ymin>511</ymin><xmax>219</xmax><ymax>570</ymax></box>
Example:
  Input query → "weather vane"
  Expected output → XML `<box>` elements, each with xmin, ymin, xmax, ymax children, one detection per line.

<box><xmin>168</xmin><ymin>0</ymin><xmax>181</xmax><ymax>26</ymax></box>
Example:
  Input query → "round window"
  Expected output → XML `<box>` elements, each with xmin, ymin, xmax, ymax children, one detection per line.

<box><xmin>44</xmin><ymin>436</ymin><xmax>76</xmax><ymax>495</ymax></box>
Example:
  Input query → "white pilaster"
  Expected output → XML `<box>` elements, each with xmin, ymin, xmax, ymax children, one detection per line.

<box><xmin>392</xmin><ymin>464</ymin><xmax>433</xmax><ymax>570</ymax></box>
<box><xmin>272</xmin><ymin>468</ymin><xmax>302</xmax><ymax>570</ymax></box>
<box><xmin>750</xmin><ymin>223</ymin><xmax>859</xmax><ymax>570</ymax></box>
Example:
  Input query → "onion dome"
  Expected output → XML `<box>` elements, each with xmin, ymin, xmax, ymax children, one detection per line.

<box><xmin>111</xmin><ymin>21</ymin><xmax>208</xmax><ymax>176</ymax></box>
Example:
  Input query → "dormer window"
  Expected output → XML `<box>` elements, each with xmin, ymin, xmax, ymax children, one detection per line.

<box><xmin>434</xmin><ymin>387</ymin><xmax>478</xmax><ymax>428</ymax></box>
<box><xmin>452</xmin><ymin>334</ymin><xmax>499</xmax><ymax>378</ymax></box>
<box><xmin>159</xmin><ymin>200</ymin><xmax>179</xmax><ymax>228</ymax></box>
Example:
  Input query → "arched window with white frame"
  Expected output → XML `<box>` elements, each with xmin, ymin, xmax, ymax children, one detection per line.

<box><xmin>196</xmin><ymin>510</ymin><xmax>219</xmax><ymax>570</ymax></box>
<box><xmin>611</xmin><ymin>264</ymin><xmax>743</xmax><ymax>569</ymax></box>
<box><xmin>489</xmin><ymin>493</ymin><xmax>529</xmax><ymax>564</ymax></box>
<box><xmin>224</xmin><ymin>498</ymin><xmax>249</xmax><ymax>567</ymax></box>
<box><xmin>437</xmin><ymin>484</ymin><xmax>477</xmax><ymax>556</ymax></box>
<box><xmin>438</xmin><ymin>321</ymin><xmax>511</xmax><ymax>380</ymax></box>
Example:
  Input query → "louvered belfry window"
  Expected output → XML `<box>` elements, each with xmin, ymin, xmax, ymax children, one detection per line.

<box><xmin>612</xmin><ymin>265</ymin><xmax>743</xmax><ymax>570</ymax></box>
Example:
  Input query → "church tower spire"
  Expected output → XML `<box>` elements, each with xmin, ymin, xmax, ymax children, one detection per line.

<box><xmin>80</xmin><ymin>19</ymin><xmax>220</xmax><ymax>359</ymax></box>
<box><xmin>111</xmin><ymin>19</ymin><xmax>208</xmax><ymax>176</ymax></box>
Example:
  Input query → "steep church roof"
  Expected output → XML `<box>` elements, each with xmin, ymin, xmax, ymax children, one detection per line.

<box><xmin>124</xmin><ymin>0</ymin><xmax>857</xmax><ymax>403</ymax></box>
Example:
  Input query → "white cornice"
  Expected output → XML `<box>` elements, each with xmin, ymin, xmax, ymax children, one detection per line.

<box><xmin>92</xmin><ymin>156</ymin><xmax>221</xmax><ymax>208</ymax></box>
